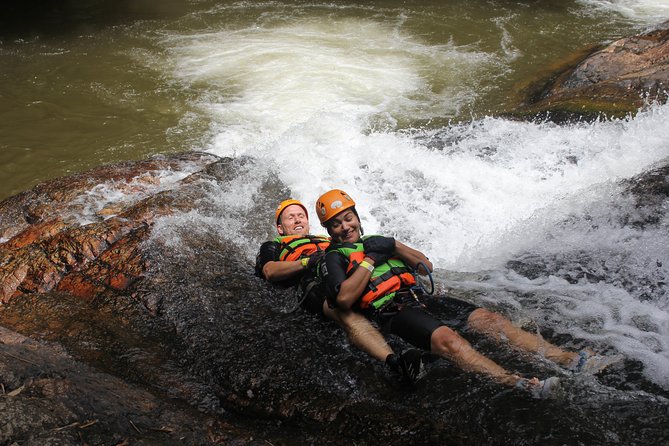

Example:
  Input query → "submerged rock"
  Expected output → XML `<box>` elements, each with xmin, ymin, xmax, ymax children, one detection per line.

<box><xmin>507</xmin><ymin>162</ymin><xmax>669</xmax><ymax>302</ymax></box>
<box><xmin>514</xmin><ymin>20</ymin><xmax>669</xmax><ymax>121</ymax></box>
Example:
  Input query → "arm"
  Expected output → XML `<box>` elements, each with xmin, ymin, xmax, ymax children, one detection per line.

<box><xmin>363</xmin><ymin>235</ymin><xmax>433</xmax><ymax>274</ymax></box>
<box><xmin>262</xmin><ymin>259</ymin><xmax>304</xmax><ymax>283</ymax></box>
<box><xmin>255</xmin><ymin>241</ymin><xmax>305</xmax><ymax>283</ymax></box>
<box><xmin>323</xmin><ymin>252</ymin><xmax>375</xmax><ymax>311</ymax></box>
<box><xmin>334</xmin><ymin>255</ymin><xmax>377</xmax><ymax>310</ymax></box>
<box><xmin>393</xmin><ymin>240</ymin><xmax>433</xmax><ymax>274</ymax></box>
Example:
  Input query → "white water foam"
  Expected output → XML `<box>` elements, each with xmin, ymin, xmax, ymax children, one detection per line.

<box><xmin>162</xmin><ymin>18</ymin><xmax>499</xmax><ymax>154</ymax></box>
<box><xmin>578</xmin><ymin>0</ymin><xmax>669</xmax><ymax>23</ymax></box>
<box><xmin>160</xmin><ymin>17</ymin><xmax>502</xmax><ymax>253</ymax></box>
<box><xmin>160</xmin><ymin>16</ymin><xmax>669</xmax><ymax>270</ymax></box>
<box><xmin>449</xmin><ymin>267</ymin><xmax>669</xmax><ymax>388</ymax></box>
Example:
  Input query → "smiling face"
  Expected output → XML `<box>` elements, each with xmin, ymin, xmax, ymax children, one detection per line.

<box><xmin>326</xmin><ymin>209</ymin><xmax>361</xmax><ymax>243</ymax></box>
<box><xmin>277</xmin><ymin>204</ymin><xmax>310</xmax><ymax>236</ymax></box>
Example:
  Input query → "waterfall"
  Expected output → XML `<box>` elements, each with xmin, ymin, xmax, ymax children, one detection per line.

<box><xmin>153</xmin><ymin>2</ymin><xmax>669</xmax><ymax>389</ymax></box>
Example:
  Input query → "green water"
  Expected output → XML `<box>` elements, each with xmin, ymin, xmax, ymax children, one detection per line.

<box><xmin>0</xmin><ymin>0</ymin><xmax>646</xmax><ymax>200</ymax></box>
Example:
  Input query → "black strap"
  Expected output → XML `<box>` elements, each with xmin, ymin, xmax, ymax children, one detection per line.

<box><xmin>367</xmin><ymin>266</ymin><xmax>412</xmax><ymax>292</ymax></box>
<box><xmin>287</xmin><ymin>276</ymin><xmax>320</xmax><ymax>313</ymax></box>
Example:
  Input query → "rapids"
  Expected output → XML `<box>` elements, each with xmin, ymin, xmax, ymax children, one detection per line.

<box><xmin>145</xmin><ymin>1</ymin><xmax>669</xmax><ymax>390</ymax></box>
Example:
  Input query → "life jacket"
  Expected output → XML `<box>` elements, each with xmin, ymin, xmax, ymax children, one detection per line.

<box><xmin>273</xmin><ymin>235</ymin><xmax>330</xmax><ymax>313</ymax></box>
<box><xmin>328</xmin><ymin>238</ymin><xmax>416</xmax><ymax>310</ymax></box>
<box><xmin>273</xmin><ymin>235</ymin><xmax>330</xmax><ymax>262</ymax></box>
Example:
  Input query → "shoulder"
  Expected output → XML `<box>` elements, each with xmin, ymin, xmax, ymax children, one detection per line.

<box><xmin>324</xmin><ymin>248</ymin><xmax>349</xmax><ymax>270</ymax></box>
<box><xmin>258</xmin><ymin>240</ymin><xmax>281</xmax><ymax>257</ymax></box>
<box><xmin>254</xmin><ymin>241</ymin><xmax>282</xmax><ymax>278</ymax></box>
<box><xmin>326</xmin><ymin>241</ymin><xmax>362</xmax><ymax>254</ymax></box>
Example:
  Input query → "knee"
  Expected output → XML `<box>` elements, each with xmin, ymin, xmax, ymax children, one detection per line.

<box><xmin>430</xmin><ymin>326</ymin><xmax>470</xmax><ymax>356</ymax></box>
<box><xmin>467</xmin><ymin>308</ymin><xmax>505</xmax><ymax>331</ymax></box>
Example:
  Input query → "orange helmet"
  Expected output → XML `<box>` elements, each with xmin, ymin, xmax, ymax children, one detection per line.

<box><xmin>275</xmin><ymin>199</ymin><xmax>308</xmax><ymax>225</ymax></box>
<box><xmin>315</xmin><ymin>189</ymin><xmax>356</xmax><ymax>225</ymax></box>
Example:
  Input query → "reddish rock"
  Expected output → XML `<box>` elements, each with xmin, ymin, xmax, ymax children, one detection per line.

<box><xmin>0</xmin><ymin>152</ymin><xmax>220</xmax><ymax>305</ymax></box>
<box><xmin>2</xmin><ymin>219</ymin><xmax>67</xmax><ymax>250</ymax></box>
<box><xmin>56</xmin><ymin>224</ymin><xmax>149</xmax><ymax>300</ymax></box>
<box><xmin>0</xmin><ymin>152</ymin><xmax>219</xmax><ymax>240</ymax></box>
<box><xmin>516</xmin><ymin>21</ymin><xmax>669</xmax><ymax>120</ymax></box>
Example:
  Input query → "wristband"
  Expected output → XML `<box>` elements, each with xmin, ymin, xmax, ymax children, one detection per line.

<box><xmin>359</xmin><ymin>260</ymin><xmax>374</xmax><ymax>273</ymax></box>
<box><xmin>301</xmin><ymin>257</ymin><xmax>309</xmax><ymax>268</ymax></box>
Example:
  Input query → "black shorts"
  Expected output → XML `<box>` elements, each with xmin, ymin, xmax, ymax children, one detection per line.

<box><xmin>377</xmin><ymin>296</ymin><xmax>479</xmax><ymax>351</ymax></box>
<box><xmin>301</xmin><ymin>292</ymin><xmax>326</xmax><ymax>317</ymax></box>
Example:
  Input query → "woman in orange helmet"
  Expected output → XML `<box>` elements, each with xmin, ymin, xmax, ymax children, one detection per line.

<box><xmin>315</xmin><ymin>189</ymin><xmax>615</xmax><ymax>397</ymax></box>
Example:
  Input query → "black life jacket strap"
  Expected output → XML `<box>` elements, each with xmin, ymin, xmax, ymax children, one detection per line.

<box><xmin>367</xmin><ymin>266</ymin><xmax>412</xmax><ymax>291</ymax></box>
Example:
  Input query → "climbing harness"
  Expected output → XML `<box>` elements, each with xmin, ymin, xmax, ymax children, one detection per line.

<box><xmin>287</xmin><ymin>274</ymin><xmax>322</xmax><ymax>313</ymax></box>
<box><xmin>285</xmin><ymin>243</ymin><xmax>435</xmax><ymax>314</ymax></box>
<box><xmin>271</xmin><ymin>235</ymin><xmax>330</xmax><ymax>314</ymax></box>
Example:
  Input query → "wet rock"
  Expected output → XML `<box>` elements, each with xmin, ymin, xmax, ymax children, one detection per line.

<box><xmin>0</xmin><ymin>151</ymin><xmax>219</xmax><ymax>241</ymax></box>
<box><xmin>0</xmin><ymin>152</ymin><xmax>219</xmax><ymax>304</ymax></box>
<box><xmin>507</xmin><ymin>161</ymin><xmax>669</xmax><ymax>303</ymax></box>
<box><xmin>1</xmin><ymin>153</ymin><xmax>668</xmax><ymax>445</ymax></box>
<box><xmin>514</xmin><ymin>21</ymin><xmax>669</xmax><ymax>121</ymax></box>
<box><xmin>0</xmin><ymin>325</ymin><xmax>260</xmax><ymax>445</ymax></box>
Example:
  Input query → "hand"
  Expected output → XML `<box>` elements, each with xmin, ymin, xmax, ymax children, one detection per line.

<box><xmin>365</xmin><ymin>251</ymin><xmax>390</xmax><ymax>266</ymax></box>
<box><xmin>306</xmin><ymin>251</ymin><xmax>325</xmax><ymax>272</ymax></box>
<box><xmin>363</xmin><ymin>236</ymin><xmax>395</xmax><ymax>255</ymax></box>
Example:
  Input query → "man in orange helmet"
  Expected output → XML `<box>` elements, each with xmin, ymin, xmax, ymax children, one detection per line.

<box><xmin>255</xmin><ymin>198</ymin><xmax>426</xmax><ymax>383</ymax></box>
<box><xmin>314</xmin><ymin>189</ymin><xmax>619</xmax><ymax>397</ymax></box>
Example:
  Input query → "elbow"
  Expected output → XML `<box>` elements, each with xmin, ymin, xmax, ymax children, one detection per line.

<box><xmin>336</xmin><ymin>295</ymin><xmax>355</xmax><ymax>311</ymax></box>
<box><xmin>425</xmin><ymin>259</ymin><xmax>434</xmax><ymax>273</ymax></box>
<box><xmin>262</xmin><ymin>264</ymin><xmax>278</xmax><ymax>283</ymax></box>
<box><xmin>416</xmin><ymin>259</ymin><xmax>433</xmax><ymax>275</ymax></box>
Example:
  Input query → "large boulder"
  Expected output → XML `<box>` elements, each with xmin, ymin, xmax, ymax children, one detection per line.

<box><xmin>514</xmin><ymin>20</ymin><xmax>669</xmax><ymax>121</ymax></box>
<box><xmin>2</xmin><ymin>152</ymin><xmax>669</xmax><ymax>445</ymax></box>
<box><xmin>0</xmin><ymin>326</ymin><xmax>261</xmax><ymax>445</ymax></box>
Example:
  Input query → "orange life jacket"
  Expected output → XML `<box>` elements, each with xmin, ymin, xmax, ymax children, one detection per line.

<box><xmin>274</xmin><ymin>235</ymin><xmax>330</xmax><ymax>262</ymax></box>
<box><xmin>329</xmin><ymin>240</ymin><xmax>416</xmax><ymax>309</ymax></box>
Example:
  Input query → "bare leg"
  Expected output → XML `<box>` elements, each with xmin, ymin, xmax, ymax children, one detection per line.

<box><xmin>430</xmin><ymin>325</ymin><xmax>524</xmax><ymax>386</ymax></box>
<box><xmin>466</xmin><ymin>308</ymin><xmax>579</xmax><ymax>367</ymax></box>
<box><xmin>323</xmin><ymin>302</ymin><xmax>393</xmax><ymax>362</ymax></box>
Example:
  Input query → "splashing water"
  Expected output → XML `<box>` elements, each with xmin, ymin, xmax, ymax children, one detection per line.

<box><xmin>161</xmin><ymin>18</ymin><xmax>669</xmax><ymax>266</ymax></box>
<box><xmin>578</xmin><ymin>0</ymin><xmax>669</xmax><ymax>23</ymax></box>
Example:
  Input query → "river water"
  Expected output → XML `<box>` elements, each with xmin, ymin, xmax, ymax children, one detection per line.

<box><xmin>2</xmin><ymin>0</ymin><xmax>669</xmax><ymax>403</ymax></box>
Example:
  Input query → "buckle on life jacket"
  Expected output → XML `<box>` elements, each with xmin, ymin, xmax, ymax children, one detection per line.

<box><xmin>370</xmin><ymin>286</ymin><xmax>423</xmax><ymax>312</ymax></box>
<box><xmin>368</xmin><ymin>266</ymin><xmax>411</xmax><ymax>292</ymax></box>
